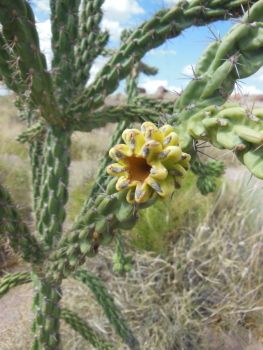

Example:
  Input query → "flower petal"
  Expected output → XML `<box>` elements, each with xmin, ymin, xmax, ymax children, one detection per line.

<box><xmin>109</xmin><ymin>144</ymin><xmax>132</xmax><ymax>162</ymax></box>
<box><xmin>146</xmin><ymin>175</ymin><xmax>174</xmax><ymax>197</ymax></box>
<box><xmin>160</xmin><ymin>124</ymin><xmax>174</xmax><ymax>136</ymax></box>
<box><xmin>159</xmin><ymin>146</ymin><xmax>182</xmax><ymax>164</ymax></box>
<box><xmin>168</xmin><ymin>163</ymin><xmax>187</xmax><ymax>177</ymax></box>
<box><xmin>141</xmin><ymin>140</ymin><xmax>163</xmax><ymax>161</ymax></box>
<box><xmin>180</xmin><ymin>153</ymin><xmax>191</xmax><ymax>170</ymax></box>
<box><xmin>163</xmin><ymin>132</ymin><xmax>180</xmax><ymax>147</ymax></box>
<box><xmin>134</xmin><ymin>182</ymin><xmax>152</xmax><ymax>203</ymax></box>
<box><xmin>122</xmin><ymin>129</ymin><xmax>145</xmax><ymax>156</ymax></box>
<box><xmin>126</xmin><ymin>188</ymin><xmax>136</xmax><ymax>204</ymax></box>
<box><xmin>149</xmin><ymin>161</ymin><xmax>168</xmax><ymax>180</ymax></box>
<box><xmin>141</xmin><ymin>122</ymin><xmax>163</xmax><ymax>142</ymax></box>
<box><xmin>116</xmin><ymin>176</ymin><xmax>133</xmax><ymax>191</ymax></box>
<box><xmin>107</xmin><ymin>163</ymin><xmax>128</xmax><ymax>177</ymax></box>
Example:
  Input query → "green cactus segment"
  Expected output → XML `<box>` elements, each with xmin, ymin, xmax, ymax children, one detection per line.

<box><xmin>0</xmin><ymin>272</ymin><xmax>31</xmax><ymax>298</ymax></box>
<box><xmin>31</xmin><ymin>273</ymin><xmax>62</xmax><ymax>350</ymax></box>
<box><xmin>191</xmin><ymin>160</ymin><xmax>225</xmax><ymax>195</ymax></box>
<box><xmin>113</xmin><ymin>234</ymin><xmax>132</xmax><ymax>275</ymax></box>
<box><xmin>0</xmin><ymin>0</ymin><xmax>58</xmax><ymax>123</ymax></box>
<box><xmin>36</xmin><ymin>127</ymin><xmax>71</xmax><ymax>248</ymax></box>
<box><xmin>18</xmin><ymin>122</ymin><xmax>46</xmax><ymax>144</ymax></box>
<box><xmin>61</xmin><ymin>308</ymin><xmax>114</xmax><ymax>350</ymax></box>
<box><xmin>18</xmin><ymin>106</ymin><xmax>46</xmax><ymax>214</ymax></box>
<box><xmin>68</xmin><ymin>0</ymin><xmax>258</xmax><ymax>116</ymax></box>
<box><xmin>74</xmin><ymin>270</ymin><xmax>140</xmax><ymax>350</ymax></box>
<box><xmin>74</xmin><ymin>0</ymin><xmax>109</xmax><ymax>88</ymax></box>
<box><xmin>0</xmin><ymin>32</ymin><xmax>23</xmax><ymax>93</ymax></box>
<box><xmin>48</xmin><ymin>178</ymin><xmax>140</xmax><ymax>279</ymax></box>
<box><xmin>175</xmin><ymin>104</ymin><xmax>263</xmax><ymax>179</ymax></box>
<box><xmin>0</xmin><ymin>183</ymin><xmax>43</xmax><ymax>263</ymax></box>
<box><xmin>71</xmin><ymin>104</ymin><xmax>160</xmax><ymax>132</ymax></box>
<box><xmin>134</xmin><ymin>96</ymin><xmax>175</xmax><ymax>115</ymax></box>
<box><xmin>51</xmin><ymin>0</ymin><xmax>81</xmax><ymax>106</ymax></box>
<box><xmin>174</xmin><ymin>5</ymin><xmax>263</xmax><ymax>115</ymax></box>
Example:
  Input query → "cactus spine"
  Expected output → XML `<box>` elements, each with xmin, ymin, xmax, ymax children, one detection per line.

<box><xmin>0</xmin><ymin>1</ymin><xmax>263</xmax><ymax>349</ymax></box>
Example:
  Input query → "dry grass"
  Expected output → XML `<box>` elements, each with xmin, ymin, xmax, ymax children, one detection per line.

<box><xmin>1</xmin><ymin>175</ymin><xmax>263</xmax><ymax>349</ymax></box>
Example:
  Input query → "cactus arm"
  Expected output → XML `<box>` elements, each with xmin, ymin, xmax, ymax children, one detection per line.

<box><xmin>36</xmin><ymin>127</ymin><xmax>71</xmax><ymax>248</ymax></box>
<box><xmin>0</xmin><ymin>183</ymin><xmax>43</xmax><ymax>263</ymax></box>
<box><xmin>51</xmin><ymin>0</ymin><xmax>81</xmax><ymax>106</ymax></box>
<box><xmin>0</xmin><ymin>0</ymin><xmax>60</xmax><ymax>123</ymax></box>
<box><xmin>61</xmin><ymin>308</ymin><xmax>114</xmax><ymax>350</ymax></box>
<box><xmin>70</xmin><ymin>104</ymin><xmax>160</xmax><ymax>132</ymax></box>
<box><xmin>18</xmin><ymin>100</ymin><xmax>174</xmax><ymax>135</ymax></box>
<box><xmin>0</xmin><ymin>272</ymin><xmax>31</xmax><ymax>298</ymax></box>
<box><xmin>17</xmin><ymin>106</ymin><xmax>46</xmax><ymax>216</ymax></box>
<box><xmin>138</xmin><ymin>62</ymin><xmax>158</xmax><ymax>76</ymax></box>
<box><xmin>68</xmin><ymin>0</ymin><xmax>258</xmax><ymax>116</ymax></box>
<box><xmin>0</xmin><ymin>32</ymin><xmax>24</xmax><ymax>93</ymax></box>
<box><xmin>74</xmin><ymin>0</ymin><xmax>109</xmax><ymax>88</ymax></box>
<box><xmin>73</xmin><ymin>270</ymin><xmax>140</xmax><ymax>350</ymax></box>
<box><xmin>191</xmin><ymin>159</ymin><xmax>225</xmax><ymax>195</ymax></box>
<box><xmin>175</xmin><ymin>104</ymin><xmax>263</xmax><ymax>179</ymax></box>
<box><xmin>31</xmin><ymin>273</ymin><xmax>62</xmax><ymax>350</ymax></box>
<box><xmin>134</xmin><ymin>96</ymin><xmax>175</xmax><ymax>115</ymax></box>
<box><xmin>174</xmin><ymin>3</ymin><xmax>263</xmax><ymax>116</ymax></box>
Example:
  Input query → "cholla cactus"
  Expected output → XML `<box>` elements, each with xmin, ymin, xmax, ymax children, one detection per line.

<box><xmin>0</xmin><ymin>0</ymin><xmax>263</xmax><ymax>349</ymax></box>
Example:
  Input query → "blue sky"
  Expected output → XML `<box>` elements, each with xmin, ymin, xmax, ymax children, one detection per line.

<box><xmin>1</xmin><ymin>0</ymin><xmax>263</xmax><ymax>95</ymax></box>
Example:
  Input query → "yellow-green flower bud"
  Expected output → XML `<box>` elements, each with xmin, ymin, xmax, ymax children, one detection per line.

<box><xmin>107</xmin><ymin>122</ymin><xmax>191</xmax><ymax>204</ymax></box>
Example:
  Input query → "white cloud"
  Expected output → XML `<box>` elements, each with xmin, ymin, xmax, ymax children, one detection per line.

<box><xmin>140</xmin><ymin>79</ymin><xmax>181</xmax><ymax>94</ymax></box>
<box><xmin>88</xmin><ymin>56</ymin><xmax>109</xmax><ymax>85</ymax></box>
<box><xmin>32</xmin><ymin>0</ymin><xmax>50</xmax><ymax>15</ymax></box>
<box><xmin>36</xmin><ymin>19</ymin><xmax>52</xmax><ymax>68</ymax></box>
<box><xmin>102</xmin><ymin>0</ymin><xmax>144</xmax><ymax>22</ymax></box>
<box><xmin>235</xmin><ymin>85</ymin><xmax>263</xmax><ymax>95</ymax></box>
<box><xmin>182</xmin><ymin>64</ymin><xmax>196</xmax><ymax>77</ymax></box>
<box><xmin>101</xmin><ymin>18</ymin><xmax>123</xmax><ymax>41</ymax></box>
<box><xmin>148</xmin><ymin>48</ymin><xmax>177</xmax><ymax>56</ymax></box>
<box><xmin>163</xmin><ymin>0</ymin><xmax>180</xmax><ymax>5</ymax></box>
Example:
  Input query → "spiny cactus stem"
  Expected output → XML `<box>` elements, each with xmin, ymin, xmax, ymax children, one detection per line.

<box><xmin>70</xmin><ymin>104</ymin><xmax>160</xmax><ymax>132</ymax></box>
<box><xmin>61</xmin><ymin>308</ymin><xmax>114</xmax><ymax>350</ymax></box>
<box><xmin>31</xmin><ymin>272</ymin><xmax>62</xmax><ymax>350</ymax></box>
<box><xmin>0</xmin><ymin>183</ymin><xmax>43</xmax><ymax>263</ymax></box>
<box><xmin>36</xmin><ymin>127</ymin><xmax>71</xmax><ymax>249</ymax></box>
<box><xmin>0</xmin><ymin>272</ymin><xmax>31</xmax><ymax>298</ymax></box>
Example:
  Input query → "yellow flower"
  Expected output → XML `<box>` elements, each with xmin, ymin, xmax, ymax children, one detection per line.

<box><xmin>107</xmin><ymin>122</ymin><xmax>191</xmax><ymax>204</ymax></box>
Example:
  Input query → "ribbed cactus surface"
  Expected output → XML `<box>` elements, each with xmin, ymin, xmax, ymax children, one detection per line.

<box><xmin>0</xmin><ymin>0</ymin><xmax>263</xmax><ymax>349</ymax></box>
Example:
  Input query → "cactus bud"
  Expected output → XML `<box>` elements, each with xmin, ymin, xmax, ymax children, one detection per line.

<box><xmin>107</xmin><ymin>122</ymin><xmax>191</xmax><ymax>204</ymax></box>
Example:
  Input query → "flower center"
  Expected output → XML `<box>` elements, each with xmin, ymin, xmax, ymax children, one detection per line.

<box><xmin>124</xmin><ymin>156</ymin><xmax>151</xmax><ymax>182</ymax></box>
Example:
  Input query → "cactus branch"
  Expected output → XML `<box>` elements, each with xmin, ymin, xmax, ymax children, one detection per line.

<box><xmin>0</xmin><ymin>272</ymin><xmax>31</xmax><ymax>298</ymax></box>
<box><xmin>31</xmin><ymin>273</ymin><xmax>62</xmax><ymax>350</ymax></box>
<box><xmin>61</xmin><ymin>308</ymin><xmax>114</xmax><ymax>350</ymax></box>
<box><xmin>175</xmin><ymin>104</ymin><xmax>263</xmax><ymax>179</ymax></box>
<box><xmin>73</xmin><ymin>270</ymin><xmax>140</xmax><ymax>350</ymax></box>
<box><xmin>0</xmin><ymin>183</ymin><xmax>43</xmax><ymax>263</ymax></box>
<box><xmin>51</xmin><ymin>0</ymin><xmax>81</xmax><ymax>105</ymax></box>
<box><xmin>74</xmin><ymin>0</ymin><xmax>109</xmax><ymax>88</ymax></box>
<box><xmin>70</xmin><ymin>104</ymin><xmax>161</xmax><ymax>132</ymax></box>
<box><xmin>0</xmin><ymin>0</ymin><xmax>59</xmax><ymax>123</ymax></box>
<box><xmin>173</xmin><ymin>2</ymin><xmax>263</xmax><ymax>115</ymax></box>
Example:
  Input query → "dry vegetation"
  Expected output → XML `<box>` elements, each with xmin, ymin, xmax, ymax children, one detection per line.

<box><xmin>1</xmin><ymin>95</ymin><xmax>263</xmax><ymax>349</ymax></box>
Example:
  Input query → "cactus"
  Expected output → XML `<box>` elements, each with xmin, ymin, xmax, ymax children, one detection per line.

<box><xmin>0</xmin><ymin>0</ymin><xmax>263</xmax><ymax>349</ymax></box>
